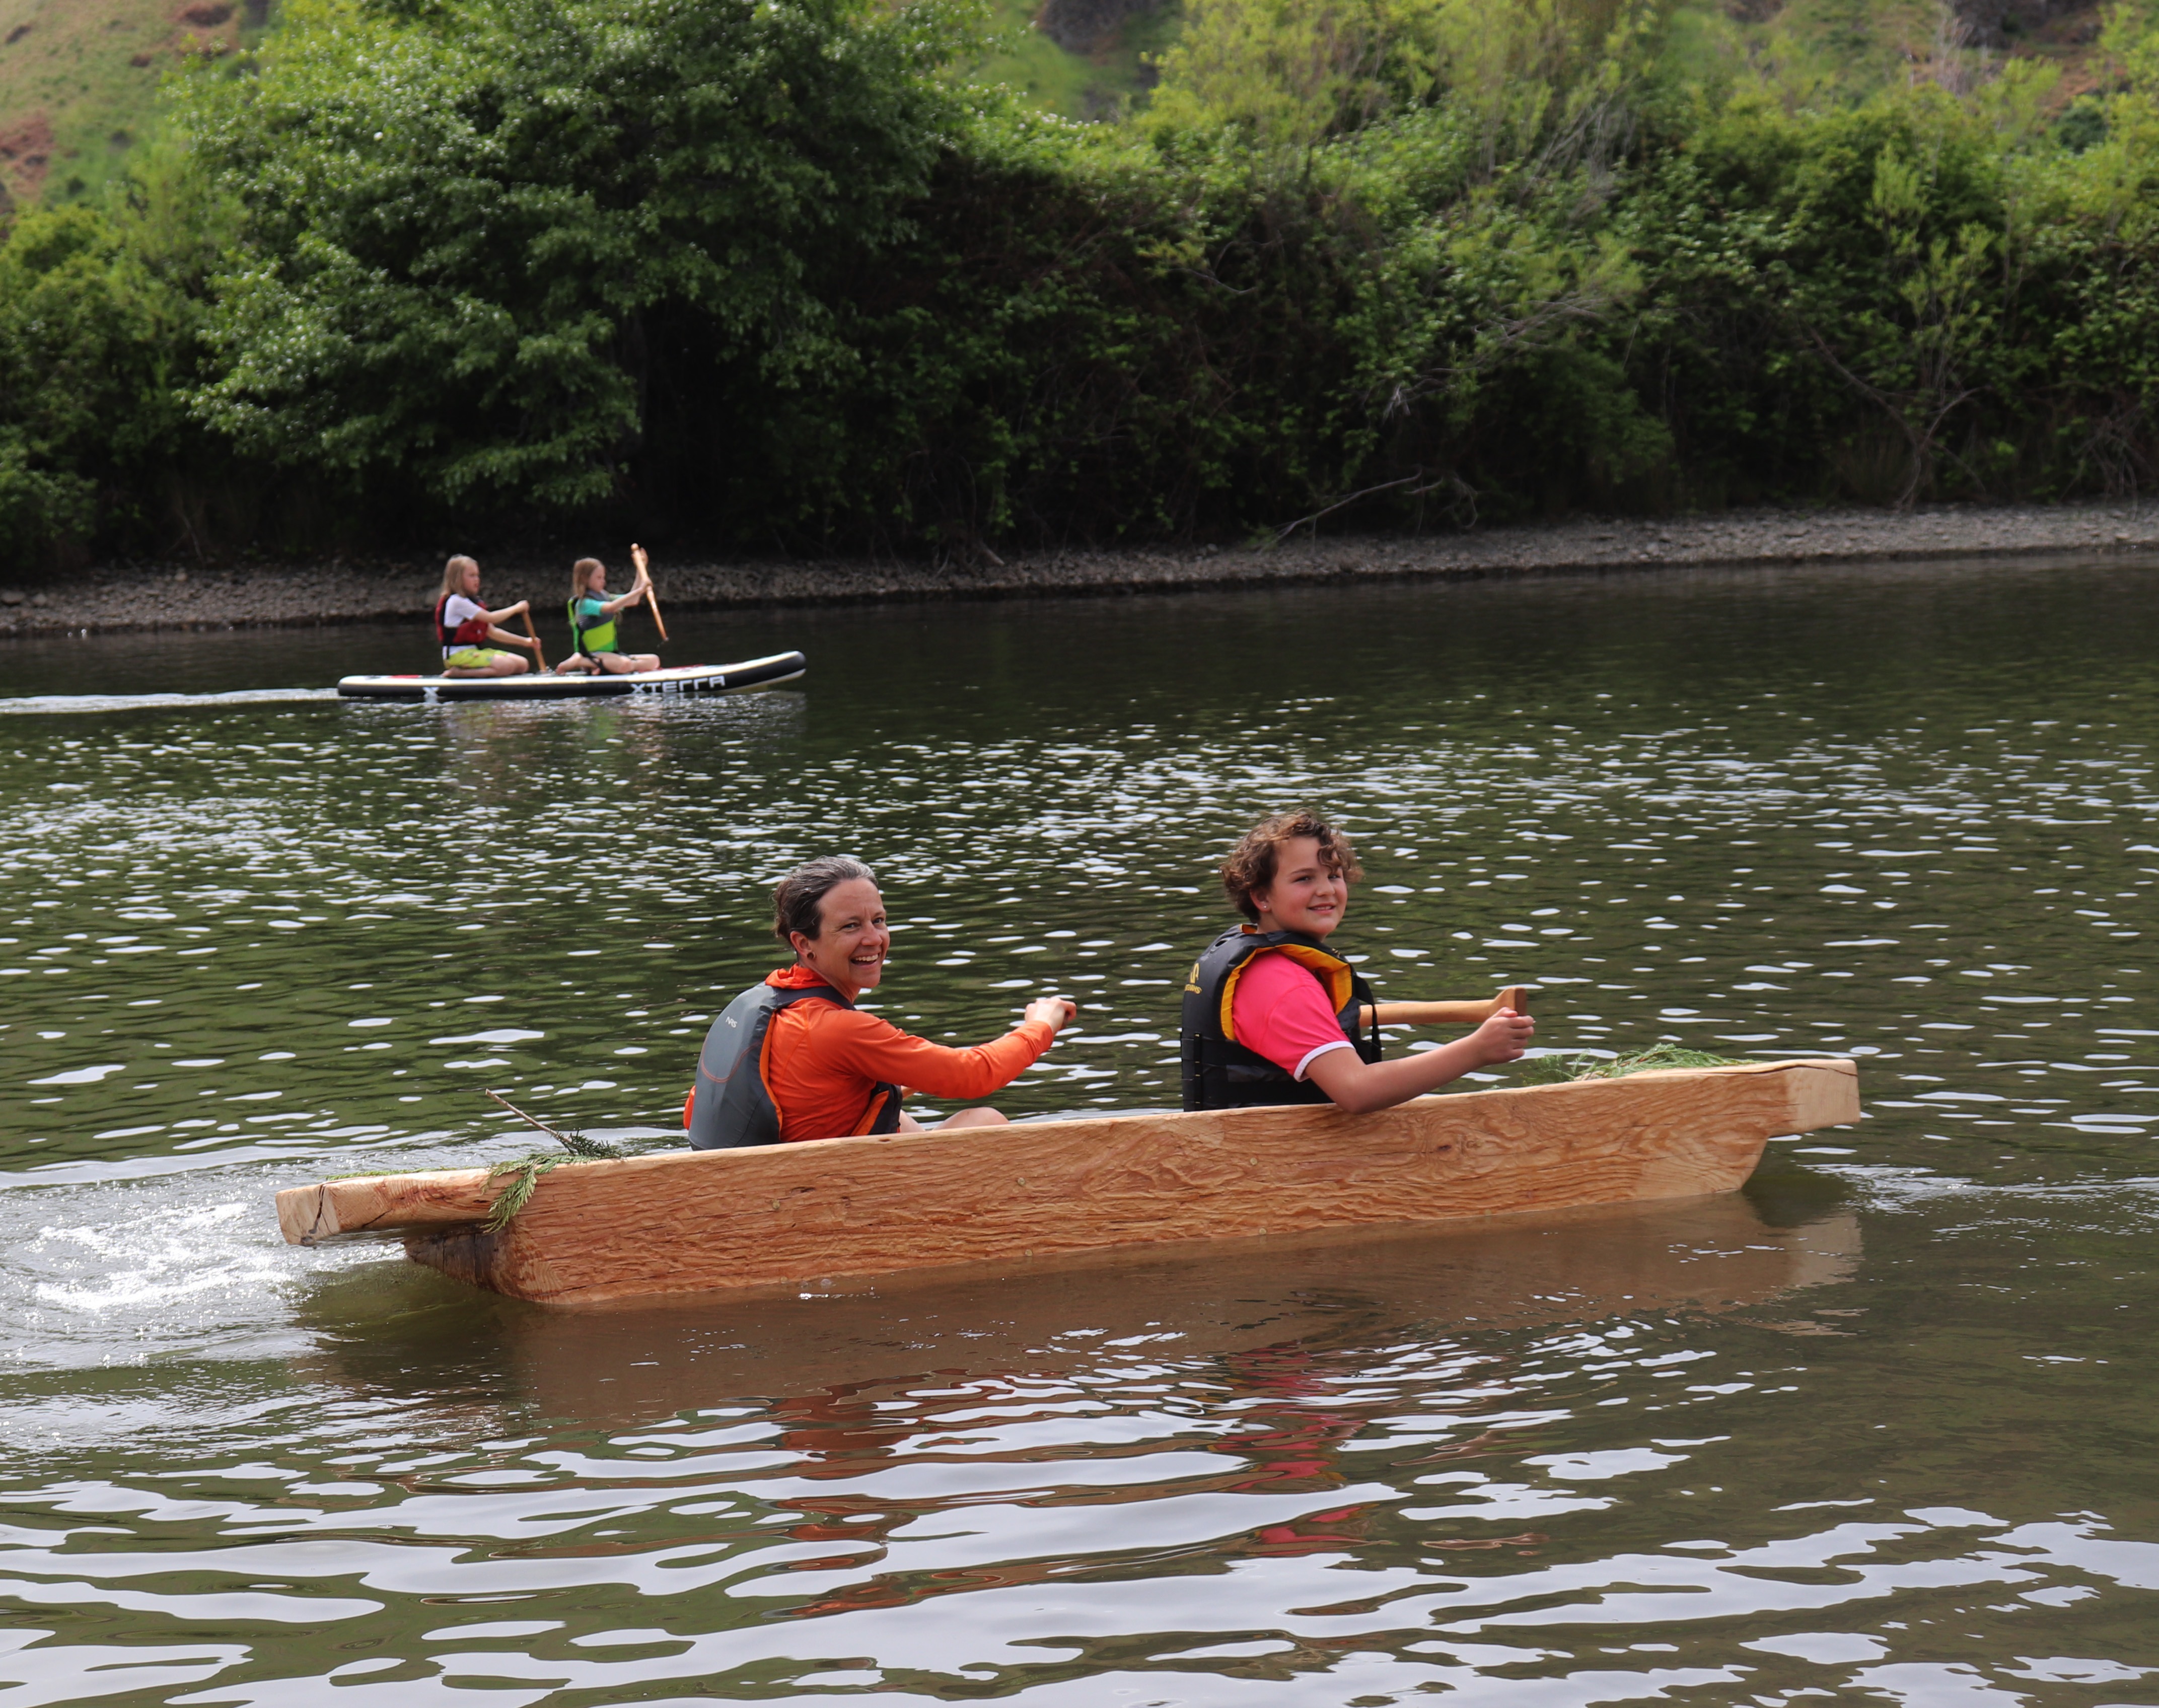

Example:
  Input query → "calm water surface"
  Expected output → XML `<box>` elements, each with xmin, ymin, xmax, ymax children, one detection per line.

<box><xmin>1</xmin><ymin>560</ymin><xmax>2155</xmax><ymax>1704</ymax></box>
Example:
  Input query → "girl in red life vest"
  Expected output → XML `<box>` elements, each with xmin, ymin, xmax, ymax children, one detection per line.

<box><xmin>433</xmin><ymin>555</ymin><xmax>539</xmax><ymax>679</ymax></box>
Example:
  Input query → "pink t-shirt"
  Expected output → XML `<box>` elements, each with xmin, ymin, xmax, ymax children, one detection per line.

<box><xmin>1230</xmin><ymin>950</ymin><xmax>1355</xmax><ymax>1081</ymax></box>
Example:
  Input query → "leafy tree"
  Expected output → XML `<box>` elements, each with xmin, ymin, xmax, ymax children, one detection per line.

<box><xmin>182</xmin><ymin>0</ymin><xmax>967</xmax><ymax>517</ymax></box>
<box><xmin>0</xmin><ymin>206</ymin><xmax>192</xmax><ymax>569</ymax></box>
<box><xmin>11</xmin><ymin>0</ymin><xmax>2159</xmax><ymax>565</ymax></box>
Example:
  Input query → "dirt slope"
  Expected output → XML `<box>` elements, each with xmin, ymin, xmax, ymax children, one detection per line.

<box><xmin>0</xmin><ymin>0</ymin><xmax>270</xmax><ymax>208</ymax></box>
<box><xmin>0</xmin><ymin>0</ymin><xmax>2117</xmax><ymax>213</ymax></box>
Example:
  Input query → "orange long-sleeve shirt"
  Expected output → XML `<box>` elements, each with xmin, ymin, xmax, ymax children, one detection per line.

<box><xmin>760</xmin><ymin>966</ymin><xmax>1057</xmax><ymax>1143</ymax></box>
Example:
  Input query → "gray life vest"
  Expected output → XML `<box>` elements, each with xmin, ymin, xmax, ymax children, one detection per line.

<box><xmin>686</xmin><ymin>978</ymin><xmax>901</xmax><ymax>1150</ymax></box>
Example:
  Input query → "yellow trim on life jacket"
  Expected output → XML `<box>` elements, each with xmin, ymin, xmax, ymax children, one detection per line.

<box><xmin>1217</xmin><ymin>942</ymin><xmax>1356</xmax><ymax>1043</ymax></box>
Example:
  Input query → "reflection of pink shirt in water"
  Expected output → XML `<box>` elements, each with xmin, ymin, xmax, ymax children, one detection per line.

<box><xmin>1229</xmin><ymin>950</ymin><xmax>1355</xmax><ymax>1081</ymax></box>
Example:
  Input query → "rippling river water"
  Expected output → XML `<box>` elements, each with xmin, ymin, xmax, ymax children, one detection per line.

<box><xmin>1</xmin><ymin>559</ymin><xmax>2155</xmax><ymax>1705</ymax></box>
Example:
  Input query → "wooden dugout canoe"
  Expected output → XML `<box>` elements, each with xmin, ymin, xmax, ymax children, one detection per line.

<box><xmin>275</xmin><ymin>1058</ymin><xmax>1859</xmax><ymax>1307</ymax></box>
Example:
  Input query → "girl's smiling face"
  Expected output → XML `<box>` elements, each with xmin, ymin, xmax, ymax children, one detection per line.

<box><xmin>789</xmin><ymin>878</ymin><xmax>891</xmax><ymax>998</ymax></box>
<box><xmin>1249</xmin><ymin>835</ymin><xmax>1351</xmax><ymax>938</ymax></box>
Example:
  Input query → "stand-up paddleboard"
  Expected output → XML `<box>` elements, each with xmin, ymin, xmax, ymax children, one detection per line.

<box><xmin>337</xmin><ymin>652</ymin><xmax>806</xmax><ymax>702</ymax></box>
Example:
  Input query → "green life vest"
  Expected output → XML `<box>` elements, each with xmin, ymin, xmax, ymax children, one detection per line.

<box><xmin>568</xmin><ymin>594</ymin><xmax>618</xmax><ymax>656</ymax></box>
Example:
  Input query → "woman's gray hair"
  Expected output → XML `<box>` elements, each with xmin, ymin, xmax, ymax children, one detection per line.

<box><xmin>772</xmin><ymin>856</ymin><xmax>878</xmax><ymax>945</ymax></box>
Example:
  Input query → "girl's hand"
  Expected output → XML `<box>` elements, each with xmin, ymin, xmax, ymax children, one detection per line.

<box><xmin>1468</xmin><ymin>1006</ymin><xmax>1534</xmax><ymax>1065</ymax></box>
<box><xmin>1025</xmin><ymin>995</ymin><xmax>1077</xmax><ymax>1033</ymax></box>
<box><xmin>509</xmin><ymin>599</ymin><xmax>530</xmax><ymax>616</ymax></box>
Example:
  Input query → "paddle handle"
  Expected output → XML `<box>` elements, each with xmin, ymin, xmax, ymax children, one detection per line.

<box><xmin>522</xmin><ymin>610</ymin><xmax>547</xmax><ymax>672</ymax></box>
<box><xmin>1359</xmin><ymin>987</ymin><xmax>1528</xmax><ymax>1029</ymax></box>
<box><xmin>633</xmin><ymin>542</ymin><xmax>669</xmax><ymax>642</ymax></box>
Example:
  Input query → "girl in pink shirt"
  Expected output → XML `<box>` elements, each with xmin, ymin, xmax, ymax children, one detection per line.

<box><xmin>1180</xmin><ymin>811</ymin><xmax>1533</xmax><ymax>1112</ymax></box>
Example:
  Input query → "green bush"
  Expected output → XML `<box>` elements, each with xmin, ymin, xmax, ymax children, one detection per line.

<box><xmin>179</xmin><ymin>0</ymin><xmax>966</xmax><ymax>521</ymax></box>
<box><xmin>0</xmin><ymin>205</ymin><xmax>190</xmax><ymax>569</ymax></box>
<box><xmin>8</xmin><ymin>0</ymin><xmax>2159</xmax><ymax>565</ymax></box>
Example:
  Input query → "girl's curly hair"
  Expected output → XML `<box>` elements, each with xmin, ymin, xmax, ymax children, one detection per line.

<box><xmin>1219</xmin><ymin>811</ymin><xmax>1362</xmax><ymax>922</ymax></box>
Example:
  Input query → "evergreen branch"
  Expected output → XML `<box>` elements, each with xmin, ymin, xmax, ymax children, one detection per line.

<box><xmin>484</xmin><ymin>1088</ymin><xmax>623</xmax><ymax>1158</ymax></box>
<box><xmin>478</xmin><ymin>1091</ymin><xmax>626</xmax><ymax>1233</ymax></box>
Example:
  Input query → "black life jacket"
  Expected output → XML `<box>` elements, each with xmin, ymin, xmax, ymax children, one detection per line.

<box><xmin>685</xmin><ymin>977</ymin><xmax>903</xmax><ymax>1150</ymax></box>
<box><xmin>433</xmin><ymin>594</ymin><xmax>490</xmax><ymax>653</ymax></box>
<box><xmin>1180</xmin><ymin>927</ymin><xmax>1381</xmax><ymax>1112</ymax></box>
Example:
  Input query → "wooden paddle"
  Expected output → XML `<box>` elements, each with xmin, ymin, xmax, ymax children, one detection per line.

<box><xmin>631</xmin><ymin>542</ymin><xmax>669</xmax><ymax>643</ymax></box>
<box><xmin>1357</xmin><ymin>986</ymin><xmax>1528</xmax><ymax>1029</ymax></box>
<box><xmin>521</xmin><ymin>608</ymin><xmax>548</xmax><ymax>672</ymax></box>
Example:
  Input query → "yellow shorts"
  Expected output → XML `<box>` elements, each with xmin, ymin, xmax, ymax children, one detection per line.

<box><xmin>444</xmin><ymin>647</ymin><xmax>506</xmax><ymax>670</ymax></box>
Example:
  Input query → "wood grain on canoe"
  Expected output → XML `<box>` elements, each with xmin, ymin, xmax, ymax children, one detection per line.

<box><xmin>275</xmin><ymin>1058</ymin><xmax>1857</xmax><ymax>1306</ymax></box>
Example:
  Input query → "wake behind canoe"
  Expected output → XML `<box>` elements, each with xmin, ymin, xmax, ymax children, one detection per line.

<box><xmin>337</xmin><ymin>652</ymin><xmax>807</xmax><ymax>701</ymax></box>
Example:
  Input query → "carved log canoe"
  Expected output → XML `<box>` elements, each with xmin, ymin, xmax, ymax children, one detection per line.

<box><xmin>274</xmin><ymin>1058</ymin><xmax>1859</xmax><ymax>1307</ymax></box>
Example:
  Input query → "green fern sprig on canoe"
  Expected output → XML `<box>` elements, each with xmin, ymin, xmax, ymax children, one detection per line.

<box><xmin>1515</xmin><ymin>1043</ymin><xmax>1748</xmax><ymax>1085</ymax></box>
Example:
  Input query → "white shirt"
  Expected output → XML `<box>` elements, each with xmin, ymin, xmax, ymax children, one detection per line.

<box><xmin>441</xmin><ymin>593</ymin><xmax>487</xmax><ymax>655</ymax></box>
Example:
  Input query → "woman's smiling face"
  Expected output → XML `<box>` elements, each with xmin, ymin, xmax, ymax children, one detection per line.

<box><xmin>1250</xmin><ymin>835</ymin><xmax>1351</xmax><ymax>938</ymax></box>
<box><xmin>790</xmin><ymin>878</ymin><xmax>891</xmax><ymax>997</ymax></box>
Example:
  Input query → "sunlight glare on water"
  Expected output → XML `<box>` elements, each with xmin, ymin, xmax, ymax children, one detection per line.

<box><xmin>0</xmin><ymin>559</ymin><xmax>2155</xmax><ymax>1703</ymax></box>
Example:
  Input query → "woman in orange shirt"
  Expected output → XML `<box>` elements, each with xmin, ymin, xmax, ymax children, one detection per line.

<box><xmin>686</xmin><ymin>857</ymin><xmax>1076</xmax><ymax>1148</ymax></box>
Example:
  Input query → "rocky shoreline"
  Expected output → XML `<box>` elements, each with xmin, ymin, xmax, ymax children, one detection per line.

<box><xmin>4</xmin><ymin>499</ymin><xmax>2156</xmax><ymax>638</ymax></box>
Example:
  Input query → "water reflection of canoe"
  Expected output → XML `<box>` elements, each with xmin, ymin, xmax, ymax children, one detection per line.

<box><xmin>334</xmin><ymin>651</ymin><xmax>807</xmax><ymax>701</ymax></box>
<box><xmin>275</xmin><ymin>1059</ymin><xmax>1859</xmax><ymax>1307</ymax></box>
<box><xmin>293</xmin><ymin>1195</ymin><xmax>1862</xmax><ymax>1425</ymax></box>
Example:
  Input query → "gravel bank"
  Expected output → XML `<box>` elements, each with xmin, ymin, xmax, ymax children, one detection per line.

<box><xmin>4</xmin><ymin>500</ymin><xmax>2156</xmax><ymax>638</ymax></box>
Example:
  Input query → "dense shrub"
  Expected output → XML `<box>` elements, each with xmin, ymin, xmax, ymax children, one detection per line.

<box><xmin>0</xmin><ymin>205</ymin><xmax>189</xmax><ymax>567</ymax></box>
<box><xmin>8</xmin><ymin>0</ymin><xmax>2159</xmax><ymax>567</ymax></box>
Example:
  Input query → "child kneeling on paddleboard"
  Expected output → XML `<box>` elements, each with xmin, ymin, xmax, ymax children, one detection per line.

<box><xmin>434</xmin><ymin>556</ymin><xmax>538</xmax><ymax>678</ymax></box>
<box><xmin>685</xmin><ymin>856</ymin><xmax>1076</xmax><ymax>1148</ymax></box>
<box><xmin>1180</xmin><ymin>810</ymin><xmax>1532</xmax><ymax>1113</ymax></box>
<box><xmin>553</xmin><ymin>550</ymin><xmax>661</xmax><ymax>676</ymax></box>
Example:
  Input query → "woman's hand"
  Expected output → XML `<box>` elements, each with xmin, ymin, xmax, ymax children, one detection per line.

<box><xmin>1025</xmin><ymin>995</ymin><xmax>1077</xmax><ymax>1033</ymax></box>
<box><xmin>1467</xmin><ymin>1006</ymin><xmax>1535</xmax><ymax>1065</ymax></box>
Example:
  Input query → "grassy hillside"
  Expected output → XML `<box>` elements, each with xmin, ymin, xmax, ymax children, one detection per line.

<box><xmin>0</xmin><ymin>0</ymin><xmax>274</xmax><ymax>209</ymax></box>
<box><xmin>970</xmin><ymin>0</ymin><xmax>1177</xmax><ymax>118</ymax></box>
<box><xmin>0</xmin><ymin>0</ymin><xmax>1169</xmax><ymax>198</ymax></box>
<box><xmin>0</xmin><ymin>0</ymin><xmax>2121</xmax><ymax>205</ymax></box>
